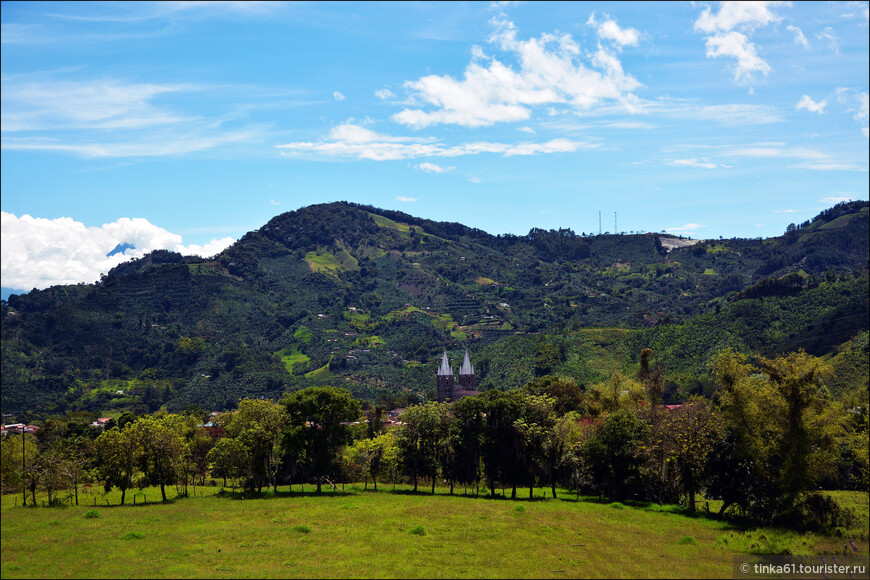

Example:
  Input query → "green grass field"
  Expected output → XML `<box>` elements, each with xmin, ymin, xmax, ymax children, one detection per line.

<box><xmin>1</xmin><ymin>486</ymin><xmax>867</xmax><ymax>579</ymax></box>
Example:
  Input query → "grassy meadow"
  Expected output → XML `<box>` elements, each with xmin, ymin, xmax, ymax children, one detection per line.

<box><xmin>2</xmin><ymin>485</ymin><xmax>867</xmax><ymax>579</ymax></box>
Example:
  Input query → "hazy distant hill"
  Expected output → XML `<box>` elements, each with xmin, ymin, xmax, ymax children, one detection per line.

<box><xmin>2</xmin><ymin>200</ymin><xmax>867</xmax><ymax>414</ymax></box>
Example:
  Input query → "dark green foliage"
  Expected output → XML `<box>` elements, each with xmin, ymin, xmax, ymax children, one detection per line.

<box><xmin>1</xmin><ymin>200</ymin><xmax>867</xmax><ymax>414</ymax></box>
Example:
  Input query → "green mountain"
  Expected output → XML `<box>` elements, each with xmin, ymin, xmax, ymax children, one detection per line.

<box><xmin>2</xmin><ymin>200</ymin><xmax>867</xmax><ymax>415</ymax></box>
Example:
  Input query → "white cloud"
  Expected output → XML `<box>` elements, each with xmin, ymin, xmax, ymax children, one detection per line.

<box><xmin>1</xmin><ymin>79</ymin><xmax>193</xmax><ymax>132</ymax></box>
<box><xmin>1</xmin><ymin>212</ymin><xmax>235</xmax><ymax>290</ymax></box>
<box><xmin>665</xmin><ymin>223</ymin><xmax>705</xmax><ymax>233</ymax></box>
<box><xmin>669</xmin><ymin>158</ymin><xmax>720</xmax><ymax>169</ymax></box>
<box><xmin>374</xmin><ymin>88</ymin><xmax>394</xmax><ymax>100</ymax></box>
<box><xmin>395</xmin><ymin>196</ymin><xmax>417</xmax><ymax>202</ymax></box>
<box><xmin>0</xmin><ymin>77</ymin><xmax>264</xmax><ymax>157</ymax></box>
<box><xmin>815</xmin><ymin>27</ymin><xmax>839</xmax><ymax>53</ymax></box>
<box><xmin>694</xmin><ymin>2</ymin><xmax>785</xmax><ymax>34</ymax></box>
<box><xmin>415</xmin><ymin>162</ymin><xmax>453</xmax><ymax>173</ymax></box>
<box><xmin>392</xmin><ymin>17</ymin><xmax>641</xmax><ymax>128</ymax></box>
<box><xmin>269</xmin><ymin>199</ymin><xmax>282</xmax><ymax>206</ymax></box>
<box><xmin>595</xmin><ymin>16</ymin><xmax>640</xmax><ymax>48</ymax></box>
<box><xmin>835</xmin><ymin>88</ymin><xmax>869</xmax><ymax>136</ymax></box>
<box><xmin>795</xmin><ymin>95</ymin><xmax>827</xmax><ymax>114</ymax></box>
<box><xmin>703</xmin><ymin>30</ymin><xmax>772</xmax><ymax>84</ymax></box>
<box><xmin>276</xmin><ymin>122</ymin><xmax>595</xmax><ymax>161</ymax></box>
<box><xmin>468</xmin><ymin>177</ymin><xmax>481</xmax><ymax>183</ymax></box>
<box><xmin>2</xmin><ymin>130</ymin><xmax>259</xmax><ymax>158</ymax></box>
<box><xmin>786</xmin><ymin>25</ymin><xmax>808</xmax><ymax>47</ymax></box>
<box><xmin>773</xmin><ymin>209</ymin><xmax>799</xmax><ymax>213</ymax></box>
<box><xmin>333</xmin><ymin>91</ymin><xmax>346</xmax><ymax>101</ymax></box>
<box><xmin>723</xmin><ymin>143</ymin><xmax>866</xmax><ymax>171</ymax></box>
<box><xmin>819</xmin><ymin>195</ymin><xmax>854</xmax><ymax>204</ymax></box>
<box><xmin>678</xmin><ymin>103</ymin><xmax>782</xmax><ymax>126</ymax></box>
<box><xmin>517</xmin><ymin>126</ymin><xmax>536</xmax><ymax>133</ymax></box>
<box><xmin>693</xmin><ymin>1</ymin><xmax>786</xmax><ymax>85</ymax></box>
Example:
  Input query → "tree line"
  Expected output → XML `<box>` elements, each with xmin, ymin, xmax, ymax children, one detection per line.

<box><xmin>2</xmin><ymin>348</ymin><xmax>867</xmax><ymax>529</ymax></box>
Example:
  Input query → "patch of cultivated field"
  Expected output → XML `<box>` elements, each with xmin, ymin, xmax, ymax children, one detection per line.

<box><xmin>1</xmin><ymin>487</ymin><xmax>866</xmax><ymax>579</ymax></box>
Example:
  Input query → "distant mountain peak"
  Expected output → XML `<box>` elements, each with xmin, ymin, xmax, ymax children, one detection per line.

<box><xmin>107</xmin><ymin>242</ymin><xmax>136</xmax><ymax>257</ymax></box>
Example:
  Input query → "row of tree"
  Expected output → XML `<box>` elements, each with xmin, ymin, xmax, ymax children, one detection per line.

<box><xmin>2</xmin><ymin>348</ymin><xmax>867</xmax><ymax>528</ymax></box>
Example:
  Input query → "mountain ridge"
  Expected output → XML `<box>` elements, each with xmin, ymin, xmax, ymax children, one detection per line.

<box><xmin>2</xmin><ymin>200</ymin><xmax>867</xmax><ymax>415</ymax></box>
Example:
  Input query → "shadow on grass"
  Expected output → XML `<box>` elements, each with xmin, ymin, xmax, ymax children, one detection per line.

<box><xmin>213</xmin><ymin>488</ymin><xmax>355</xmax><ymax>501</ymax></box>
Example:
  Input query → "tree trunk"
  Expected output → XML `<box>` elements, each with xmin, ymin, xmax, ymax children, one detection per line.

<box><xmin>74</xmin><ymin>481</ymin><xmax>79</xmax><ymax>506</ymax></box>
<box><xmin>431</xmin><ymin>476</ymin><xmax>435</xmax><ymax>495</ymax></box>
<box><xmin>511</xmin><ymin>483</ymin><xmax>516</xmax><ymax>499</ymax></box>
<box><xmin>161</xmin><ymin>483</ymin><xmax>167</xmax><ymax>502</ymax></box>
<box><xmin>551</xmin><ymin>481</ymin><xmax>557</xmax><ymax>499</ymax></box>
<box><xmin>316</xmin><ymin>479</ymin><xmax>322</xmax><ymax>494</ymax></box>
<box><xmin>373</xmin><ymin>473</ymin><xmax>377</xmax><ymax>491</ymax></box>
<box><xmin>120</xmin><ymin>487</ymin><xmax>126</xmax><ymax>506</ymax></box>
<box><xmin>529</xmin><ymin>485</ymin><xmax>533</xmax><ymax>499</ymax></box>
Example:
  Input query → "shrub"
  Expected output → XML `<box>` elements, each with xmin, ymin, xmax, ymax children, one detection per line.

<box><xmin>291</xmin><ymin>525</ymin><xmax>311</xmax><ymax>534</ymax></box>
<box><xmin>409</xmin><ymin>525</ymin><xmax>426</xmax><ymax>536</ymax></box>
<box><xmin>678</xmin><ymin>535</ymin><xmax>698</xmax><ymax>545</ymax></box>
<box><xmin>84</xmin><ymin>510</ymin><xmax>101</xmax><ymax>519</ymax></box>
<box><xmin>609</xmin><ymin>502</ymin><xmax>626</xmax><ymax>510</ymax></box>
<box><xmin>122</xmin><ymin>531</ymin><xmax>145</xmax><ymax>540</ymax></box>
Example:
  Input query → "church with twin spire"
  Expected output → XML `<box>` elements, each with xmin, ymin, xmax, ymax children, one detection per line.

<box><xmin>436</xmin><ymin>350</ymin><xmax>481</xmax><ymax>403</ymax></box>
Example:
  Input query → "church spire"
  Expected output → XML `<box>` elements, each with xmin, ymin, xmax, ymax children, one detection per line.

<box><xmin>438</xmin><ymin>350</ymin><xmax>453</xmax><ymax>376</ymax></box>
<box><xmin>459</xmin><ymin>350</ymin><xmax>474</xmax><ymax>376</ymax></box>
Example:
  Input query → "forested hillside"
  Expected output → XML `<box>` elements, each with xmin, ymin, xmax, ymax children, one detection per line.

<box><xmin>2</xmin><ymin>200</ymin><xmax>867</xmax><ymax>415</ymax></box>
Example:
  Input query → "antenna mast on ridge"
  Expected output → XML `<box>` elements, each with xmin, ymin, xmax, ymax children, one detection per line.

<box><xmin>614</xmin><ymin>212</ymin><xmax>617</xmax><ymax>235</ymax></box>
<box><xmin>599</xmin><ymin>211</ymin><xmax>602</xmax><ymax>236</ymax></box>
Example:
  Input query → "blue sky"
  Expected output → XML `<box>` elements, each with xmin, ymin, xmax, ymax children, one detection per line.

<box><xmin>1</xmin><ymin>1</ymin><xmax>868</xmax><ymax>293</ymax></box>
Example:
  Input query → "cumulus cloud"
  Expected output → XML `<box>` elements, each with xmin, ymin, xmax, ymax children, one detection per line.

<box><xmin>786</xmin><ymin>24</ymin><xmax>808</xmax><ymax>47</ymax></box>
<box><xmin>415</xmin><ymin>162</ymin><xmax>453</xmax><ymax>173</ymax></box>
<box><xmin>693</xmin><ymin>1</ymin><xmax>786</xmax><ymax>85</ymax></box>
<box><xmin>589</xmin><ymin>13</ymin><xmax>640</xmax><ymax>48</ymax></box>
<box><xmin>391</xmin><ymin>17</ymin><xmax>642</xmax><ymax>128</ymax></box>
<box><xmin>468</xmin><ymin>177</ymin><xmax>481</xmax><ymax>183</ymax></box>
<box><xmin>796</xmin><ymin>95</ymin><xmax>827</xmax><ymax>114</ymax></box>
<box><xmin>1</xmin><ymin>212</ymin><xmax>235</xmax><ymax>290</ymax></box>
<box><xmin>276</xmin><ymin>122</ymin><xmax>594</xmax><ymax>161</ymax></box>
<box><xmin>703</xmin><ymin>30</ymin><xmax>771</xmax><ymax>84</ymax></box>
<box><xmin>333</xmin><ymin>91</ymin><xmax>346</xmax><ymax>101</ymax></box>
<box><xmin>374</xmin><ymin>88</ymin><xmax>394</xmax><ymax>100</ymax></box>
<box><xmin>835</xmin><ymin>88</ymin><xmax>869</xmax><ymax>136</ymax></box>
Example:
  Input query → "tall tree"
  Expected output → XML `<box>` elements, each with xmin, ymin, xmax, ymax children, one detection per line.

<box><xmin>282</xmin><ymin>387</ymin><xmax>360</xmax><ymax>493</ymax></box>
<box><xmin>134</xmin><ymin>415</ymin><xmax>187</xmax><ymax>502</ymax></box>
<box><xmin>95</xmin><ymin>424</ymin><xmax>140</xmax><ymax>505</ymax></box>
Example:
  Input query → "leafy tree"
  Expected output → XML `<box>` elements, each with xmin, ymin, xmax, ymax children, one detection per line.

<box><xmin>134</xmin><ymin>415</ymin><xmax>187</xmax><ymax>501</ymax></box>
<box><xmin>225</xmin><ymin>399</ymin><xmax>286</xmax><ymax>493</ymax></box>
<box><xmin>480</xmin><ymin>390</ymin><xmax>525</xmax><ymax>498</ymax></box>
<box><xmin>523</xmin><ymin>375</ymin><xmax>585</xmax><ymax>416</ymax></box>
<box><xmin>709</xmin><ymin>348</ymin><xmax>847</xmax><ymax>519</ymax></box>
<box><xmin>207</xmin><ymin>436</ymin><xmax>250</xmax><ymax>489</ymax></box>
<box><xmin>95</xmin><ymin>424</ymin><xmax>140</xmax><ymax>505</ymax></box>
<box><xmin>583</xmin><ymin>409</ymin><xmax>651</xmax><ymax>501</ymax></box>
<box><xmin>513</xmin><ymin>394</ymin><xmax>557</xmax><ymax>498</ymax></box>
<box><xmin>282</xmin><ymin>387</ymin><xmax>360</xmax><ymax>493</ymax></box>
<box><xmin>394</xmin><ymin>402</ymin><xmax>448</xmax><ymax>493</ymax></box>
<box><xmin>346</xmin><ymin>434</ymin><xmax>390</xmax><ymax>490</ymax></box>
<box><xmin>651</xmin><ymin>398</ymin><xmax>723</xmax><ymax>512</ymax></box>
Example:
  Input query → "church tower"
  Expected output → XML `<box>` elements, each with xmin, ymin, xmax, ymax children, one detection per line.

<box><xmin>458</xmin><ymin>350</ymin><xmax>476</xmax><ymax>390</ymax></box>
<box><xmin>436</xmin><ymin>351</ymin><xmax>455</xmax><ymax>403</ymax></box>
